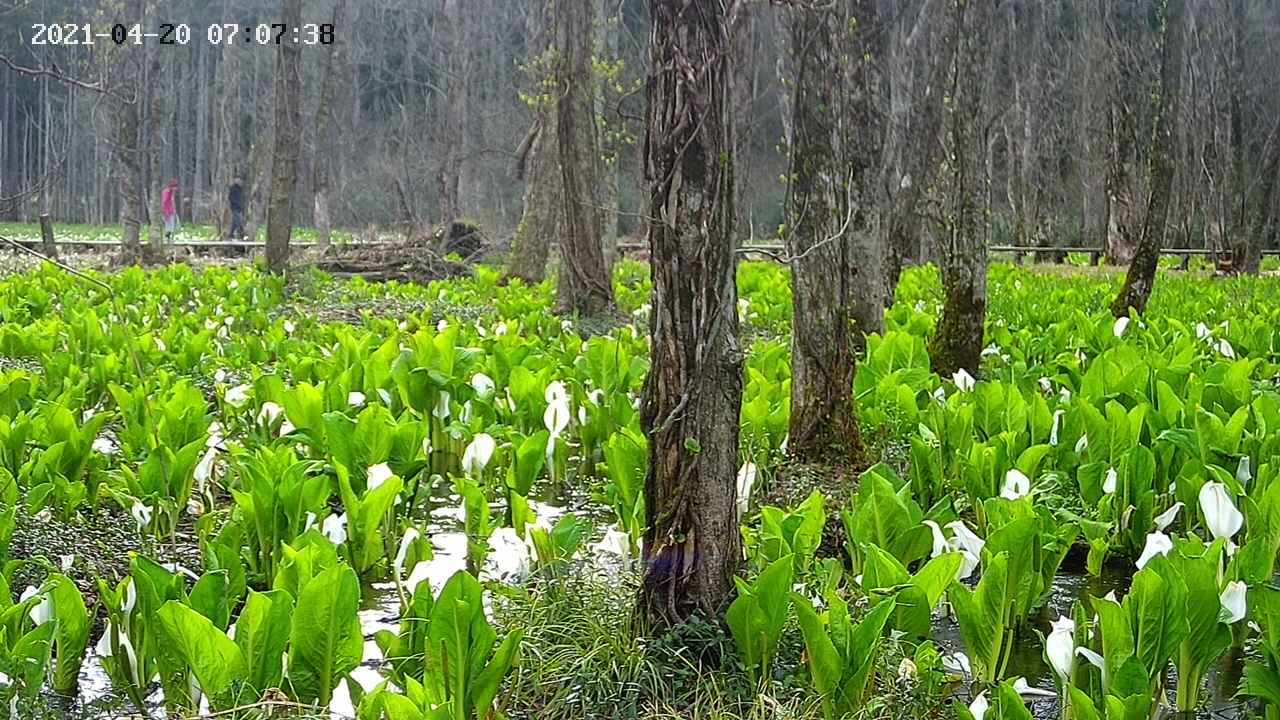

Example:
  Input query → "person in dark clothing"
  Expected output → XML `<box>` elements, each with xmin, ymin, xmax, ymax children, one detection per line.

<box><xmin>228</xmin><ymin>178</ymin><xmax>245</xmax><ymax>240</ymax></box>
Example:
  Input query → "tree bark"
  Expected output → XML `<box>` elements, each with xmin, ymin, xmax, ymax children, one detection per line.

<box><xmin>1111</xmin><ymin>0</ymin><xmax>1185</xmax><ymax>317</ymax></box>
<box><xmin>783</xmin><ymin>0</ymin><xmax>880</xmax><ymax>463</ymax></box>
<box><xmin>146</xmin><ymin>44</ymin><xmax>165</xmax><ymax>251</ymax></box>
<box><xmin>313</xmin><ymin>0</ymin><xmax>347</xmax><ymax>253</ymax></box>
<box><xmin>927</xmin><ymin>0</ymin><xmax>989</xmax><ymax>378</ymax></box>
<box><xmin>555</xmin><ymin>0</ymin><xmax>615</xmax><ymax>316</ymax></box>
<box><xmin>639</xmin><ymin>0</ymin><xmax>743</xmax><ymax>629</ymax></box>
<box><xmin>112</xmin><ymin>4</ymin><xmax>145</xmax><ymax>264</ymax></box>
<box><xmin>505</xmin><ymin>113</ymin><xmax>560</xmax><ymax>285</ymax></box>
<box><xmin>504</xmin><ymin>1</ymin><xmax>560</xmax><ymax>286</ymax></box>
<box><xmin>265</xmin><ymin>0</ymin><xmax>303</xmax><ymax>273</ymax></box>
<box><xmin>435</xmin><ymin>0</ymin><xmax>467</xmax><ymax>232</ymax></box>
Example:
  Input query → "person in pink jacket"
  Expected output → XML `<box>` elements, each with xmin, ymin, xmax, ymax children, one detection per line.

<box><xmin>161</xmin><ymin>178</ymin><xmax>179</xmax><ymax>241</ymax></box>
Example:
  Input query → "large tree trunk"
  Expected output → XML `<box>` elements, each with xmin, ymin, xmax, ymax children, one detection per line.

<box><xmin>554</xmin><ymin>0</ymin><xmax>614</xmax><ymax>316</ymax></box>
<box><xmin>1111</xmin><ymin>0</ymin><xmax>1186</xmax><ymax>317</ymax></box>
<box><xmin>504</xmin><ymin>2</ymin><xmax>560</xmax><ymax>286</ymax></box>
<box><xmin>313</xmin><ymin>0</ymin><xmax>347</xmax><ymax>253</ymax></box>
<box><xmin>265</xmin><ymin>0</ymin><xmax>303</xmax><ymax>273</ymax></box>
<box><xmin>639</xmin><ymin>0</ymin><xmax>743</xmax><ymax>628</ymax></box>
<box><xmin>928</xmin><ymin>0</ymin><xmax>990</xmax><ymax>378</ymax></box>
<box><xmin>784</xmin><ymin>0</ymin><xmax>878</xmax><ymax>463</ymax></box>
<box><xmin>505</xmin><ymin>113</ymin><xmax>560</xmax><ymax>285</ymax></box>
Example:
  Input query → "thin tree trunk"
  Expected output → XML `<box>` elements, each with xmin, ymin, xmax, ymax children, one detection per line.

<box><xmin>146</xmin><ymin>45</ymin><xmax>165</xmax><ymax>251</ymax></box>
<box><xmin>555</xmin><ymin>0</ymin><xmax>614</xmax><ymax>316</ymax></box>
<box><xmin>928</xmin><ymin>0</ymin><xmax>990</xmax><ymax>377</ymax></box>
<box><xmin>113</xmin><ymin>7</ymin><xmax>144</xmax><ymax>264</ymax></box>
<box><xmin>435</xmin><ymin>0</ymin><xmax>466</xmax><ymax>232</ymax></box>
<box><xmin>265</xmin><ymin>0</ymin><xmax>303</xmax><ymax>273</ymax></box>
<box><xmin>639</xmin><ymin>0</ymin><xmax>743</xmax><ymax>628</ymax></box>
<box><xmin>784</xmin><ymin>0</ymin><xmax>873</xmax><ymax>464</ymax></box>
<box><xmin>1111</xmin><ymin>0</ymin><xmax>1186</xmax><ymax>317</ymax></box>
<box><xmin>313</xmin><ymin>0</ymin><xmax>347</xmax><ymax>253</ymax></box>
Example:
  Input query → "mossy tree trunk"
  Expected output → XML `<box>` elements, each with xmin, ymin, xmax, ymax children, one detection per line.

<box><xmin>928</xmin><ymin>0</ymin><xmax>990</xmax><ymax>378</ymax></box>
<box><xmin>639</xmin><ymin>0</ymin><xmax>743</xmax><ymax>628</ymax></box>
<box><xmin>783</xmin><ymin>0</ymin><xmax>881</xmax><ymax>464</ymax></box>
<box><xmin>554</xmin><ymin>0</ymin><xmax>614</xmax><ymax>316</ymax></box>
<box><xmin>1111</xmin><ymin>0</ymin><xmax>1185</xmax><ymax>317</ymax></box>
<box><xmin>265</xmin><ymin>0</ymin><xmax>303</xmax><ymax>273</ymax></box>
<box><xmin>504</xmin><ymin>2</ymin><xmax>560</xmax><ymax>286</ymax></box>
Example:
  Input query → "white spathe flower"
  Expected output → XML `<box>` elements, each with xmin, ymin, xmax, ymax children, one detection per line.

<box><xmin>1076</xmin><ymin>646</ymin><xmax>1105</xmax><ymax>670</ymax></box>
<box><xmin>1113</xmin><ymin>316</ymin><xmax>1130</xmax><ymax>338</ymax></box>
<box><xmin>28</xmin><ymin>591</ymin><xmax>54</xmax><ymax>626</ymax></box>
<box><xmin>60</xmin><ymin>554</ymin><xmax>74</xmax><ymax>572</ymax></box>
<box><xmin>1049</xmin><ymin>409</ymin><xmax>1065</xmax><ymax>445</ymax></box>
<box><xmin>953</xmin><ymin>368</ymin><xmax>976</xmax><ymax>393</ymax></box>
<box><xmin>322</xmin><ymin>513</ymin><xmax>348</xmax><ymax>545</ymax></box>
<box><xmin>347</xmin><ymin>391</ymin><xmax>366</xmax><ymax>407</ymax></box>
<box><xmin>897</xmin><ymin>658</ymin><xmax>918</xmax><ymax>681</ymax></box>
<box><xmin>283</xmin><ymin>319</ymin><xmax>296</xmax><ymax>334</ymax></box>
<box><xmin>1075</xmin><ymin>433</ymin><xmax>1089</xmax><ymax>454</ymax></box>
<box><xmin>460</xmin><ymin>400</ymin><xmax>474</xmax><ymax>424</ymax></box>
<box><xmin>1217</xmin><ymin>339</ymin><xmax>1236</xmax><ymax>358</ymax></box>
<box><xmin>92</xmin><ymin>436</ymin><xmax>118</xmax><ymax>456</ymax></box>
<box><xmin>1136</xmin><ymin>531</ymin><xmax>1173</xmax><ymax>569</ymax></box>
<box><xmin>462</xmin><ymin>433</ymin><xmax>496</xmax><ymax>476</ymax></box>
<box><xmin>736</xmin><ymin>462</ymin><xmax>757</xmax><ymax>520</ymax></box>
<box><xmin>1199</xmin><ymin>482</ymin><xmax>1244</xmax><ymax>543</ymax></box>
<box><xmin>1045</xmin><ymin>616</ymin><xmax>1076</xmax><ymax>680</ymax></box>
<box><xmin>393</xmin><ymin>527</ymin><xmax>421</xmax><ymax>580</ymax></box>
<box><xmin>367</xmin><ymin>462</ymin><xmax>394</xmax><ymax>491</ymax></box>
<box><xmin>494</xmin><ymin>321</ymin><xmax>508</xmax><ymax>336</ymax></box>
<box><xmin>544</xmin><ymin>380</ymin><xmax>568</xmax><ymax>405</ymax></box>
<box><xmin>214</xmin><ymin>368</ymin><xmax>227</xmax><ymax>383</ymax></box>
<box><xmin>592</xmin><ymin>528</ymin><xmax>632</xmax><ymax>558</ymax></box>
<box><xmin>1000</xmin><ymin>469</ymin><xmax>1031</xmax><ymax>500</ymax></box>
<box><xmin>1196</xmin><ymin>322</ymin><xmax>1211</xmax><ymax>340</ymax></box>
<box><xmin>194</xmin><ymin>446</ymin><xmax>218</xmax><ymax>491</ymax></box>
<box><xmin>1154</xmin><ymin>502</ymin><xmax>1184</xmax><ymax>531</ymax></box>
<box><xmin>432</xmin><ymin>391</ymin><xmax>452</xmax><ymax>420</ymax></box>
<box><xmin>1219</xmin><ymin>580</ymin><xmax>1248</xmax><ymax>624</ymax></box>
<box><xmin>1103</xmin><ymin>467</ymin><xmax>1118</xmax><ymax>495</ymax></box>
<box><xmin>1038</xmin><ymin>377</ymin><xmax>1053</xmax><ymax>394</ymax></box>
<box><xmin>1011</xmin><ymin>676</ymin><xmax>1056</xmax><ymax>699</ymax></box>
<box><xmin>946</xmin><ymin>520</ymin><xmax>986</xmax><ymax>559</ymax></box>
<box><xmin>968</xmin><ymin>691</ymin><xmax>989</xmax><ymax>720</ymax></box>
<box><xmin>130</xmin><ymin>500</ymin><xmax>153</xmax><ymax>530</ymax></box>
<box><xmin>471</xmin><ymin>373</ymin><xmax>495</xmax><ymax>398</ymax></box>
<box><xmin>224</xmin><ymin>383</ymin><xmax>251</xmax><ymax>407</ymax></box>
<box><xmin>955</xmin><ymin>550</ymin><xmax>981</xmax><ymax>581</ymax></box>
<box><xmin>1237</xmin><ymin>456</ymin><xmax>1252</xmax><ymax>486</ymax></box>
<box><xmin>924</xmin><ymin>520</ymin><xmax>949</xmax><ymax>559</ymax></box>
<box><xmin>257</xmin><ymin>401</ymin><xmax>283</xmax><ymax>425</ymax></box>
<box><xmin>543</xmin><ymin>397</ymin><xmax>570</xmax><ymax>437</ymax></box>
<box><xmin>942</xmin><ymin>651</ymin><xmax>972</xmax><ymax>677</ymax></box>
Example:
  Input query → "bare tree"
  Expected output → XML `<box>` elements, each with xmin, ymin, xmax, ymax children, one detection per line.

<box><xmin>554</xmin><ymin>0</ymin><xmax>615</xmax><ymax>316</ymax></box>
<box><xmin>1112</xmin><ymin>0</ymin><xmax>1186</xmax><ymax>317</ymax></box>
<box><xmin>434</xmin><ymin>0</ymin><xmax>468</xmax><ymax>231</ymax></box>
<box><xmin>313</xmin><ymin>0</ymin><xmax>348</xmax><ymax>252</ymax></box>
<box><xmin>265</xmin><ymin>0</ymin><xmax>304</xmax><ymax>273</ymax></box>
<box><xmin>639</xmin><ymin>0</ymin><xmax>743</xmax><ymax>627</ymax></box>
